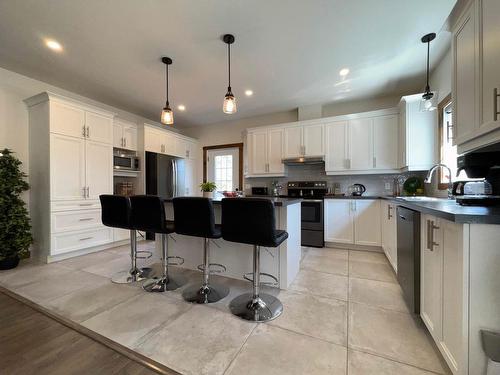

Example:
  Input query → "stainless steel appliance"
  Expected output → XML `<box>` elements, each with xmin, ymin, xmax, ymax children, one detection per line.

<box><xmin>348</xmin><ymin>183</ymin><xmax>366</xmax><ymax>196</ymax></box>
<box><xmin>287</xmin><ymin>181</ymin><xmax>327</xmax><ymax>248</ymax></box>
<box><xmin>113</xmin><ymin>150</ymin><xmax>140</xmax><ymax>172</ymax></box>
<box><xmin>251</xmin><ymin>187</ymin><xmax>268</xmax><ymax>196</ymax></box>
<box><xmin>282</xmin><ymin>156</ymin><xmax>324</xmax><ymax>166</ymax></box>
<box><xmin>145</xmin><ymin>151</ymin><xmax>185</xmax><ymax>199</ymax></box>
<box><xmin>397</xmin><ymin>206</ymin><xmax>421</xmax><ymax>314</ymax></box>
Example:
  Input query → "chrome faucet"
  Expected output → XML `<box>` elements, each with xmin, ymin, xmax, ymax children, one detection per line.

<box><xmin>424</xmin><ymin>163</ymin><xmax>453</xmax><ymax>199</ymax></box>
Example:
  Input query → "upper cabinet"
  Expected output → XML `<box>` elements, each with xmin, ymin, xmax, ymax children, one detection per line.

<box><xmin>113</xmin><ymin>119</ymin><xmax>138</xmax><ymax>151</ymax></box>
<box><xmin>283</xmin><ymin>122</ymin><xmax>324</xmax><ymax>158</ymax></box>
<box><xmin>247</xmin><ymin>127</ymin><xmax>285</xmax><ymax>176</ymax></box>
<box><xmin>144</xmin><ymin>125</ymin><xmax>198</xmax><ymax>160</ymax></box>
<box><xmin>453</xmin><ymin>0</ymin><xmax>500</xmax><ymax>152</ymax></box>
<box><xmin>325</xmin><ymin>120</ymin><xmax>349</xmax><ymax>172</ymax></box>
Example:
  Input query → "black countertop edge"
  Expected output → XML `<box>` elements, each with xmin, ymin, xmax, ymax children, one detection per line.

<box><xmin>162</xmin><ymin>196</ymin><xmax>302</xmax><ymax>207</ymax></box>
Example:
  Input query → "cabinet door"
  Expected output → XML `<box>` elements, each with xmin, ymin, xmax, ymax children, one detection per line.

<box><xmin>453</xmin><ymin>4</ymin><xmax>478</xmax><ymax>145</ymax></box>
<box><xmin>50</xmin><ymin>101</ymin><xmax>85</xmax><ymax>139</ymax></box>
<box><xmin>283</xmin><ymin>125</ymin><xmax>303</xmax><ymax>158</ymax></box>
<box><xmin>85</xmin><ymin>140</ymin><xmax>113</xmax><ymax>200</ymax></box>
<box><xmin>248</xmin><ymin>130</ymin><xmax>268</xmax><ymax>174</ymax></box>
<box><xmin>324</xmin><ymin>199</ymin><xmax>354</xmax><ymax>244</ymax></box>
<box><xmin>85</xmin><ymin>111</ymin><xmax>113</xmax><ymax>144</ymax></box>
<box><xmin>349</xmin><ymin>118</ymin><xmax>373</xmax><ymax>170</ymax></box>
<box><xmin>268</xmin><ymin>128</ymin><xmax>284</xmax><ymax>174</ymax></box>
<box><xmin>186</xmin><ymin>141</ymin><xmax>197</xmax><ymax>159</ymax></box>
<box><xmin>354</xmin><ymin>199</ymin><xmax>381</xmax><ymax>246</ymax></box>
<box><xmin>303</xmin><ymin>124</ymin><xmax>324</xmax><ymax>157</ymax></box>
<box><xmin>122</xmin><ymin>125</ymin><xmax>137</xmax><ymax>151</ymax></box>
<box><xmin>174</xmin><ymin>137</ymin><xmax>187</xmax><ymax>158</ymax></box>
<box><xmin>381</xmin><ymin>201</ymin><xmax>392</xmax><ymax>261</ymax></box>
<box><xmin>113</xmin><ymin>123</ymin><xmax>123</xmax><ymax>148</ymax></box>
<box><xmin>373</xmin><ymin>115</ymin><xmax>398</xmax><ymax>170</ymax></box>
<box><xmin>479</xmin><ymin>0</ymin><xmax>500</xmax><ymax>132</ymax></box>
<box><xmin>388</xmin><ymin>203</ymin><xmax>398</xmax><ymax>272</ymax></box>
<box><xmin>163</xmin><ymin>132</ymin><xmax>176</xmax><ymax>156</ymax></box>
<box><xmin>144</xmin><ymin>127</ymin><xmax>162</xmax><ymax>153</ymax></box>
<box><xmin>420</xmin><ymin>215</ymin><xmax>443</xmax><ymax>342</ymax></box>
<box><xmin>50</xmin><ymin>134</ymin><xmax>86</xmax><ymax>201</ymax></box>
<box><xmin>325</xmin><ymin>121</ymin><xmax>348</xmax><ymax>172</ymax></box>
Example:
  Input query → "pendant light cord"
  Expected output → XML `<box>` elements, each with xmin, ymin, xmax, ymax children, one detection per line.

<box><xmin>228</xmin><ymin>42</ymin><xmax>231</xmax><ymax>90</ymax></box>
<box><xmin>165</xmin><ymin>63</ymin><xmax>169</xmax><ymax>105</ymax></box>
<box><xmin>426</xmin><ymin>41</ymin><xmax>430</xmax><ymax>93</ymax></box>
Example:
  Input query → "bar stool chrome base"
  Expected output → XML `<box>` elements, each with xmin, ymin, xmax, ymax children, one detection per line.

<box><xmin>229</xmin><ymin>293</ymin><xmax>283</xmax><ymax>322</ymax></box>
<box><xmin>142</xmin><ymin>275</ymin><xmax>186</xmax><ymax>292</ymax></box>
<box><xmin>182</xmin><ymin>283</ymin><xmax>229</xmax><ymax>304</ymax></box>
<box><xmin>111</xmin><ymin>267</ymin><xmax>152</xmax><ymax>284</ymax></box>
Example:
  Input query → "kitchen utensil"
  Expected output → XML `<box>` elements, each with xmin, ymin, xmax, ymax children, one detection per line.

<box><xmin>348</xmin><ymin>183</ymin><xmax>366</xmax><ymax>196</ymax></box>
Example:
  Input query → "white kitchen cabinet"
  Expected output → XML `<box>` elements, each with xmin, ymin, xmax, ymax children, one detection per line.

<box><xmin>50</xmin><ymin>100</ymin><xmax>86</xmax><ymax>139</ymax></box>
<box><xmin>381</xmin><ymin>200</ymin><xmax>397</xmax><ymax>271</ymax></box>
<box><xmin>324</xmin><ymin>199</ymin><xmax>354</xmax><ymax>244</ymax></box>
<box><xmin>114</xmin><ymin>119</ymin><xmax>138</xmax><ymax>150</ymax></box>
<box><xmin>248</xmin><ymin>130</ymin><xmax>268</xmax><ymax>174</ymax></box>
<box><xmin>349</xmin><ymin>118</ymin><xmax>373</xmax><ymax>170</ymax></box>
<box><xmin>175</xmin><ymin>138</ymin><xmax>197</xmax><ymax>159</ymax></box>
<box><xmin>144</xmin><ymin>126</ymin><xmax>162</xmax><ymax>154</ymax></box>
<box><xmin>85</xmin><ymin>140</ymin><xmax>113</xmax><ymax>200</ymax></box>
<box><xmin>303</xmin><ymin>123</ymin><xmax>324</xmax><ymax>157</ymax></box>
<box><xmin>85</xmin><ymin>111</ymin><xmax>113</xmax><ymax>144</ymax></box>
<box><xmin>283</xmin><ymin>125</ymin><xmax>303</xmax><ymax>158</ymax></box>
<box><xmin>51</xmin><ymin>227</ymin><xmax>113</xmax><ymax>256</ymax></box>
<box><xmin>268</xmin><ymin>128</ymin><xmax>285</xmax><ymax>174</ymax></box>
<box><xmin>325</xmin><ymin>120</ymin><xmax>348</xmax><ymax>172</ymax></box>
<box><xmin>247</xmin><ymin>128</ymin><xmax>284</xmax><ymax>176</ymax></box>
<box><xmin>373</xmin><ymin>115</ymin><xmax>399</xmax><ymax>170</ymax></box>
<box><xmin>324</xmin><ymin>199</ymin><xmax>380</xmax><ymax>246</ymax></box>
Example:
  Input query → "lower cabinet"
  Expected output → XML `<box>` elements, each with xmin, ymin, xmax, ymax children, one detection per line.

<box><xmin>51</xmin><ymin>227</ymin><xmax>113</xmax><ymax>256</ymax></box>
<box><xmin>420</xmin><ymin>214</ymin><xmax>468</xmax><ymax>374</ymax></box>
<box><xmin>381</xmin><ymin>200</ymin><xmax>397</xmax><ymax>272</ymax></box>
<box><xmin>324</xmin><ymin>199</ymin><xmax>381</xmax><ymax>246</ymax></box>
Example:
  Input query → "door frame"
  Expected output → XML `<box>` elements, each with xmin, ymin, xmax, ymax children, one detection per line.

<box><xmin>203</xmin><ymin>143</ymin><xmax>244</xmax><ymax>190</ymax></box>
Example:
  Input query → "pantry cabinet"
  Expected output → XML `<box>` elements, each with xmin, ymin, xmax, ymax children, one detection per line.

<box><xmin>113</xmin><ymin>119</ymin><xmax>138</xmax><ymax>151</ymax></box>
<box><xmin>247</xmin><ymin>127</ymin><xmax>285</xmax><ymax>176</ymax></box>
<box><xmin>381</xmin><ymin>200</ymin><xmax>397</xmax><ymax>272</ymax></box>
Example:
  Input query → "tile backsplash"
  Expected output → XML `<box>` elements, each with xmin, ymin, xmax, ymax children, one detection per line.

<box><xmin>245</xmin><ymin>164</ymin><xmax>426</xmax><ymax>196</ymax></box>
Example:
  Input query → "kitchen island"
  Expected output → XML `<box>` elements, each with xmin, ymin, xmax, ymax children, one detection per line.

<box><xmin>158</xmin><ymin>197</ymin><xmax>302</xmax><ymax>289</ymax></box>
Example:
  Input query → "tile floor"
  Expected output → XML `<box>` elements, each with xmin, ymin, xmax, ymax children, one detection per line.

<box><xmin>0</xmin><ymin>242</ymin><xmax>450</xmax><ymax>375</ymax></box>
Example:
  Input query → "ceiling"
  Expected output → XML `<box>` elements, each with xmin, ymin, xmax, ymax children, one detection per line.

<box><xmin>0</xmin><ymin>0</ymin><xmax>456</xmax><ymax>128</ymax></box>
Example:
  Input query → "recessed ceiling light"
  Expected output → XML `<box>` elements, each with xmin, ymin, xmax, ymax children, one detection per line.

<box><xmin>245</xmin><ymin>90</ymin><xmax>253</xmax><ymax>96</ymax></box>
<box><xmin>339</xmin><ymin>68</ymin><xmax>350</xmax><ymax>76</ymax></box>
<box><xmin>178</xmin><ymin>105</ymin><xmax>186</xmax><ymax>111</ymax></box>
<box><xmin>45</xmin><ymin>39</ymin><xmax>63</xmax><ymax>52</ymax></box>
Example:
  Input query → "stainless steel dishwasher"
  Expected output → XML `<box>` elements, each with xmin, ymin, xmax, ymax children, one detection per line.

<box><xmin>396</xmin><ymin>206</ymin><xmax>421</xmax><ymax>314</ymax></box>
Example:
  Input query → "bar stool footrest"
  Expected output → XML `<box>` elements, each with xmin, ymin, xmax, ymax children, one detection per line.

<box><xmin>167</xmin><ymin>256</ymin><xmax>185</xmax><ymax>266</ymax></box>
<box><xmin>135</xmin><ymin>250</ymin><xmax>153</xmax><ymax>260</ymax></box>
<box><xmin>243</xmin><ymin>272</ymin><xmax>279</xmax><ymax>287</ymax></box>
<box><xmin>197</xmin><ymin>263</ymin><xmax>227</xmax><ymax>274</ymax></box>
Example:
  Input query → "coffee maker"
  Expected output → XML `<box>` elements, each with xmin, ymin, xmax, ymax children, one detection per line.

<box><xmin>455</xmin><ymin>147</ymin><xmax>500</xmax><ymax>206</ymax></box>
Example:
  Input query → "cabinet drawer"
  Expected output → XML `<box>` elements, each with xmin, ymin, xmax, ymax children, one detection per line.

<box><xmin>51</xmin><ymin>227</ymin><xmax>112</xmax><ymax>256</ymax></box>
<box><xmin>51</xmin><ymin>200</ymin><xmax>101</xmax><ymax>212</ymax></box>
<box><xmin>51</xmin><ymin>209</ymin><xmax>102</xmax><ymax>233</ymax></box>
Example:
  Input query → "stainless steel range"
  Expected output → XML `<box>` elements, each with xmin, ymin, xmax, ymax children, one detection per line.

<box><xmin>287</xmin><ymin>181</ymin><xmax>327</xmax><ymax>248</ymax></box>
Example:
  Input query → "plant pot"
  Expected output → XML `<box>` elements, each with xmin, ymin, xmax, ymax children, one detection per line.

<box><xmin>0</xmin><ymin>255</ymin><xmax>20</xmax><ymax>270</ymax></box>
<box><xmin>202</xmin><ymin>191</ymin><xmax>214</xmax><ymax>199</ymax></box>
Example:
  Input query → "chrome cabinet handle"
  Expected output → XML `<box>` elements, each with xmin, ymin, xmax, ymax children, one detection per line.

<box><xmin>124</xmin><ymin>138</ymin><xmax>127</xmax><ymax>148</ymax></box>
<box><xmin>86</xmin><ymin>186</ymin><xmax>90</xmax><ymax>198</ymax></box>
<box><xmin>494</xmin><ymin>88</ymin><xmax>499</xmax><ymax>122</ymax></box>
<box><xmin>427</xmin><ymin>220</ymin><xmax>439</xmax><ymax>251</ymax></box>
<box><xmin>82</xmin><ymin>187</ymin><xmax>86</xmax><ymax>198</ymax></box>
<box><xmin>387</xmin><ymin>205</ymin><xmax>393</xmax><ymax>220</ymax></box>
<box><xmin>82</xmin><ymin>126</ymin><xmax>86</xmax><ymax>137</ymax></box>
<box><xmin>86</xmin><ymin>126</ymin><xmax>90</xmax><ymax>138</ymax></box>
<box><xmin>373</xmin><ymin>157</ymin><xmax>377</xmax><ymax>168</ymax></box>
<box><xmin>79</xmin><ymin>236</ymin><xmax>93</xmax><ymax>241</ymax></box>
<box><xmin>79</xmin><ymin>218</ymin><xmax>93</xmax><ymax>221</ymax></box>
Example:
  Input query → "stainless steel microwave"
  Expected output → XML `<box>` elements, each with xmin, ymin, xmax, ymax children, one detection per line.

<box><xmin>113</xmin><ymin>152</ymin><xmax>140</xmax><ymax>171</ymax></box>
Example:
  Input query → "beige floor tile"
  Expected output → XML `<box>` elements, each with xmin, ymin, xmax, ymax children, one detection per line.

<box><xmin>0</xmin><ymin>262</ymin><xmax>72</xmax><ymax>289</ymax></box>
<box><xmin>348</xmin><ymin>350</ymin><xmax>438</xmax><ymax>375</ymax></box>
<box><xmin>44</xmin><ymin>279</ymin><xmax>142</xmax><ymax>322</ymax></box>
<box><xmin>349</xmin><ymin>260</ymin><xmax>397</xmax><ymax>283</ymax></box>
<box><xmin>82</xmin><ymin>293</ymin><xmax>191</xmax><ymax>348</ymax></box>
<box><xmin>349</xmin><ymin>250</ymin><xmax>389</xmax><ymax>264</ymax></box>
<box><xmin>135</xmin><ymin>305</ymin><xmax>256</xmax><ymax>375</ymax></box>
<box><xmin>349</xmin><ymin>302</ymin><xmax>447</xmax><ymax>374</ymax></box>
<box><xmin>226</xmin><ymin>324</ymin><xmax>347</xmax><ymax>375</ymax></box>
<box><xmin>14</xmin><ymin>270</ymin><xmax>108</xmax><ymax>304</ymax></box>
<box><xmin>55</xmin><ymin>250</ymin><xmax>119</xmax><ymax>270</ymax></box>
<box><xmin>349</xmin><ymin>277</ymin><xmax>409</xmax><ymax>313</ymax></box>
<box><xmin>269</xmin><ymin>290</ymin><xmax>347</xmax><ymax>345</ymax></box>
<box><xmin>82</xmin><ymin>255</ymin><xmax>135</xmax><ymax>278</ymax></box>
<box><xmin>289</xmin><ymin>269</ymin><xmax>348</xmax><ymax>301</ymax></box>
<box><xmin>310</xmin><ymin>247</ymin><xmax>349</xmax><ymax>259</ymax></box>
<box><xmin>301</xmin><ymin>252</ymin><xmax>348</xmax><ymax>275</ymax></box>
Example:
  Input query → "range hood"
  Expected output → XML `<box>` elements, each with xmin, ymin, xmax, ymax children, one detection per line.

<box><xmin>282</xmin><ymin>156</ymin><xmax>325</xmax><ymax>165</ymax></box>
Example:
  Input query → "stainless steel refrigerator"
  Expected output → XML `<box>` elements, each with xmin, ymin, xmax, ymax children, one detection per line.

<box><xmin>145</xmin><ymin>151</ymin><xmax>185</xmax><ymax>199</ymax></box>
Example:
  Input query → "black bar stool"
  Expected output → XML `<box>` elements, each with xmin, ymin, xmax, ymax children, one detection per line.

<box><xmin>173</xmin><ymin>197</ymin><xmax>229</xmax><ymax>304</ymax></box>
<box><xmin>129</xmin><ymin>195</ymin><xmax>185</xmax><ymax>292</ymax></box>
<box><xmin>100</xmin><ymin>195</ymin><xmax>152</xmax><ymax>284</ymax></box>
<box><xmin>221</xmin><ymin>198</ymin><xmax>288</xmax><ymax>322</ymax></box>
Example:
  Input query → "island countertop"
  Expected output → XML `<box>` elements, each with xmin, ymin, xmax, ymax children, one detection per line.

<box><xmin>162</xmin><ymin>196</ymin><xmax>302</xmax><ymax>207</ymax></box>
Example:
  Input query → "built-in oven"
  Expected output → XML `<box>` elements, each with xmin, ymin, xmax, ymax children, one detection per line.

<box><xmin>113</xmin><ymin>150</ymin><xmax>140</xmax><ymax>172</ymax></box>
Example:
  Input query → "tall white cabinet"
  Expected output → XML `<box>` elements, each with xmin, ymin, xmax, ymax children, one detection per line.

<box><xmin>25</xmin><ymin>92</ymin><xmax>114</xmax><ymax>262</ymax></box>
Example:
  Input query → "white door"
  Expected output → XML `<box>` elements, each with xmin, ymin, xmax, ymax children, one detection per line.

<box><xmin>420</xmin><ymin>215</ymin><xmax>443</xmax><ymax>342</ymax></box>
<box><xmin>349</xmin><ymin>118</ymin><xmax>373</xmax><ymax>170</ymax></box>
<box><xmin>249</xmin><ymin>131</ymin><xmax>268</xmax><ymax>175</ymax></box>
<box><xmin>267</xmin><ymin>128</ymin><xmax>284</xmax><ymax>174</ymax></box>
<box><xmin>113</xmin><ymin>123</ymin><xmax>123</xmax><ymax>148</ymax></box>
<box><xmin>85</xmin><ymin>140</ymin><xmax>113</xmax><ymax>200</ymax></box>
<box><xmin>324</xmin><ymin>199</ymin><xmax>354</xmax><ymax>244</ymax></box>
<box><xmin>50</xmin><ymin>134</ymin><xmax>86</xmax><ymax>201</ymax></box>
<box><xmin>283</xmin><ymin>125</ymin><xmax>303</xmax><ymax>158</ymax></box>
<box><xmin>122</xmin><ymin>125</ymin><xmax>137</xmax><ymax>151</ymax></box>
<box><xmin>453</xmin><ymin>5</ymin><xmax>478</xmax><ymax>145</ymax></box>
<box><xmin>85</xmin><ymin>111</ymin><xmax>113</xmax><ymax>144</ymax></box>
<box><xmin>207</xmin><ymin>148</ymin><xmax>240</xmax><ymax>191</ymax></box>
<box><xmin>303</xmin><ymin>124</ymin><xmax>324</xmax><ymax>157</ymax></box>
<box><xmin>354</xmin><ymin>199</ymin><xmax>381</xmax><ymax>246</ymax></box>
<box><xmin>325</xmin><ymin>121</ymin><xmax>348</xmax><ymax>171</ymax></box>
<box><xmin>479</xmin><ymin>0</ymin><xmax>500</xmax><ymax>132</ymax></box>
<box><xmin>373</xmin><ymin>115</ymin><xmax>398</xmax><ymax>170</ymax></box>
<box><xmin>50</xmin><ymin>101</ymin><xmax>85</xmax><ymax>139</ymax></box>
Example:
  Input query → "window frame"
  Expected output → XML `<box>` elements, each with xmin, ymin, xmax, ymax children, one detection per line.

<box><xmin>203</xmin><ymin>143</ymin><xmax>244</xmax><ymax>191</ymax></box>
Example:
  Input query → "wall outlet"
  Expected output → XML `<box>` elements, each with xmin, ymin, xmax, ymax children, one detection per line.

<box><xmin>385</xmin><ymin>182</ymin><xmax>391</xmax><ymax>190</ymax></box>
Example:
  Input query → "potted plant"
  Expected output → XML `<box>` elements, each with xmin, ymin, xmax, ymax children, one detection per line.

<box><xmin>0</xmin><ymin>149</ymin><xmax>33</xmax><ymax>270</ymax></box>
<box><xmin>200</xmin><ymin>181</ymin><xmax>217</xmax><ymax>198</ymax></box>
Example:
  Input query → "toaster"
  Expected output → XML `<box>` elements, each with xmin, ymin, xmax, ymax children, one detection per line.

<box><xmin>463</xmin><ymin>181</ymin><xmax>492</xmax><ymax>196</ymax></box>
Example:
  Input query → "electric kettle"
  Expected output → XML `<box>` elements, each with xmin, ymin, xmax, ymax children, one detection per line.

<box><xmin>349</xmin><ymin>183</ymin><xmax>366</xmax><ymax>196</ymax></box>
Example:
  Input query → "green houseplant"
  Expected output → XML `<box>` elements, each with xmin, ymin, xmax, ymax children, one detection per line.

<box><xmin>200</xmin><ymin>181</ymin><xmax>217</xmax><ymax>198</ymax></box>
<box><xmin>0</xmin><ymin>149</ymin><xmax>33</xmax><ymax>270</ymax></box>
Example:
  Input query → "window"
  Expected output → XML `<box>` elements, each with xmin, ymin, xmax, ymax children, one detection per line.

<box><xmin>214</xmin><ymin>154</ymin><xmax>233</xmax><ymax>191</ymax></box>
<box><xmin>203</xmin><ymin>144</ymin><xmax>243</xmax><ymax>193</ymax></box>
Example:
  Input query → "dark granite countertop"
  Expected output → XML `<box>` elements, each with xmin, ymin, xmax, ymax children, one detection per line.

<box><xmin>325</xmin><ymin>195</ymin><xmax>500</xmax><ymax>224</ymax></box>
<box><xmin>163</xmin><ymin>196</ymin><xmax>302</xmax><ymax>207</ymax></box>
<box><xmin>324</xmin><ymin>195</ymin><xmax>382</xmax><ymax>200</ymax></box>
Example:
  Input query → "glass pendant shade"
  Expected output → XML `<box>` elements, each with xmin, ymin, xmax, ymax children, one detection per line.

<box><xmin>161</xmin><ymin>103</ymin><xmax>174</xmax><ymax>125</ymax></box>
<box><xmin>419</xmin><ymin>91</ymin><xmax>438</xmax><ymax>112</ymax></box>
<box><xmin>223</xmin><ymin>90</ymin><xmax>237</xmax><ymax>114</ymax></box>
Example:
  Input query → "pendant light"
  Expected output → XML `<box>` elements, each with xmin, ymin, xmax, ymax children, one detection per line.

<box><xmin>222</xmin><ymin>34</ymin><xmax>237</xmax><ymax>114</ymax></box>
<box><xmin>420</xmin><ymin>33</ymin><xmax>438</xmax><ymax>112</ymax></box>
<box><xmin>160</xmin><ymin>56</ymin><xmax>174</xmax><ymax>125</ymax></box>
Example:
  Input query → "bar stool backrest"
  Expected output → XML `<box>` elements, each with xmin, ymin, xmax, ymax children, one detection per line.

<box><xmin>130</xmin><ymin>195</ymin><xmax>169</xmax><ymax>233</ymax></box>
<box><xmin>221</xmin><ymin>198</ymin><xmax>278</xmax><ymax>247</ymax></box>
<box><xmin>100</xmin><ymin>195</ymin><xmax>131</xmax><ymax>230</ymax></box>
<box><xmin>173</xmin><ymin>197</ymin><xmax>218</xmax><ymax>238</ymax></box>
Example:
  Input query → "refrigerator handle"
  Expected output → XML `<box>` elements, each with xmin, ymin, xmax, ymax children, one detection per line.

<box><xmin>172</xmin><ymin>159</ymin><xmax>177</xmax><ymax>197</ymax></box>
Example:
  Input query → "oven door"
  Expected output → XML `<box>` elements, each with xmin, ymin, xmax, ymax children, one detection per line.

<box><xmin>301</xmin><ymin>200</ymin><xmax>323</xmax><ymax>230</ymax></box>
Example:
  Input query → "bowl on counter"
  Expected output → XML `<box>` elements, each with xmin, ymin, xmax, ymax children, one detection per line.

<box><xmin>222</xmin><ymin>191</ymin><xmax>239</xmax><ymax>198</ymax></box>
